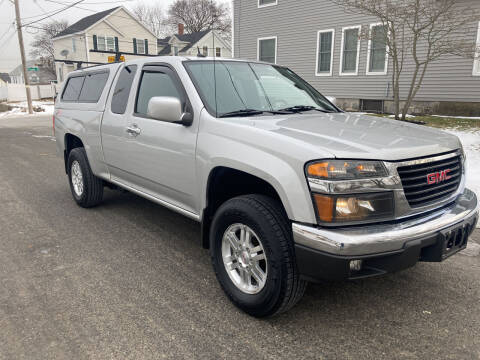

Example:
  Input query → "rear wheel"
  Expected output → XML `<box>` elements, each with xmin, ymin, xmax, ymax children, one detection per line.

<box><xmin>210</xmin><ymin>194</ymin><xmax>307</xmax><ymax>317</ymax></box>
<box><xmin>67</xmin><ymin>147</ymin><xmax>103</xmax><ymax>208</ymax></box>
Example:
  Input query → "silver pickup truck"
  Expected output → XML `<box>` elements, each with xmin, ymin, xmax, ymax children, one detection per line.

<box><xmin>54</xmin><ymin>57</ymin><xmax>478</xmax><ymax>317</ymax></box>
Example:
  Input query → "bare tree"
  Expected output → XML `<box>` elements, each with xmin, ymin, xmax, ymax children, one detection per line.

<box><xmin>166</xmin><ymin>0</ymin><xmax>231</xmax><ymax>39</ymax></box>
<box><xmin>131</xmin><ymin>2</ymin><xmax>167</xmax><ymax>38</ymax></box>
<box><xmin>29</xmin><ymin>20</ymin><xmax>68</xmax><ymax>75</ymax></box>
<box><xmin>330</xmin><ymin>0</ymin><xmax>478</xmax><ymax>120</ymax></box>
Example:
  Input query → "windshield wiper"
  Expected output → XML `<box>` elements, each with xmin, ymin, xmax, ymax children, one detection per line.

<box><xmin>219</xmin><ymin>109</ymin><xmax>264</xmax><ymax>118</ymax></box>
<box><xmin>219</xmin><ymin>109</ymin><xmax>291</xmax><ymax>118</ymax></box>
<box><xmin>278</xmin><ymin>105</ymin><xmax>335</xmax><ymax>113</ymax></box>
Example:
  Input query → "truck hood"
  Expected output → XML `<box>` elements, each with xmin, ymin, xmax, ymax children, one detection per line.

<box><xmin>240</xmin><ymin>112</ymin><xmax>461</xmax><ymax>161</ymax></box>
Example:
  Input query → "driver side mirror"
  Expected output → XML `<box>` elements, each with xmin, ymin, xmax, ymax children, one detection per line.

<box><xmin>146</xmin><ymin>96</ymin><xmax>193</xmax><ymax>126</ymax></box>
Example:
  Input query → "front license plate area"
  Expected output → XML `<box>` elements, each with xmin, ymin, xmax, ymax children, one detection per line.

<box><xmin>439</xmin><ymin>224</ymin><xmax>470</xmax><ymax>260</ymax></box>
<box><xmin>421</xmin><ymin>220</ymin><xmax>475</xmax><ymax>262</ymax></box>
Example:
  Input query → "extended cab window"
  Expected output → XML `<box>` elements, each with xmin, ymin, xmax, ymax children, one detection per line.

<box><xmin>135</xmin><ymin>69</ymin><xmax>184</xmax><ymax>116</ymax></box>
<box><xmin>78</xmin><ymin>72</ymin><xmax>109</xmax><ymax>102</ymax></box>
<box><xmin>111</xmin><ymin>65</ymin><xmax>137</xmax><ymax>114</ymax></box>
<box><xmin>62</xmin><ymin>76</ymin><xmax>85</xmax><ymax>101</ymax></box>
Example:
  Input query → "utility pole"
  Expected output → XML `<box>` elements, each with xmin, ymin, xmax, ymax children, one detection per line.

<box><xmin>14</xmin><ymin>0</ymin><xmax>33</xmax><ymax>114</ymax></box>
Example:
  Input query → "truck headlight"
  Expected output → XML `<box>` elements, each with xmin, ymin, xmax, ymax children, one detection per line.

<box><xmin>313</xmin><ymin>192</ymin><xmax>394</xmax><ymax>224</ymax></box>
<box><xmin>307</xmin><ymin>160</ymin><xmax>387</xmax><ymax>180</ymax></box>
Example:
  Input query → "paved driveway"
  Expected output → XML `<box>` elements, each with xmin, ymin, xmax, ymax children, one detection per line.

<box><xmin>0</xmin><ymin>114</ymin><xmax>479</xmax><ymax>359</ymax></box>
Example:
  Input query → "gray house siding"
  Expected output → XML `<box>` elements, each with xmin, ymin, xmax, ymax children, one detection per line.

<box><xmin>233</xmin><ymin>0</ymin><xmax>480</xmax><ymax>104</ymax></box>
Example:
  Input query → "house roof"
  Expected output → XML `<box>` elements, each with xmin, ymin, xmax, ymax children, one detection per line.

<box><xmin>157</xmin><ymin>29</ymin><xmax>210</xmax><ymax>55</ymax></box>
<box><xmin>53</xmin><ymin>7</ymin><xmax>120</xmax><ymax>38</ymax></box>
<box><xmin>0</xmin><ymin>72</ymin><xmax>10</xmax><ymax>83</ymax></box>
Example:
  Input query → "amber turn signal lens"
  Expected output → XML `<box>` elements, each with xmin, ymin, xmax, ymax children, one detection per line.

<box><xmin>313</xmin><ymin>194</ymin><xmax>334</xmax><ymax>222</ymax></box>
<box><xmin>307</xmin><ymin>162</ymin><xmax>329</xmax><ymax>178</ymax></box>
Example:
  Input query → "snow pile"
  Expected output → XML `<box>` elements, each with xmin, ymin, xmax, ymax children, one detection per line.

<box><xmin>388</xmin><ymin>114</ymin><xmax>415</xmax><ymax>119</ymax></box>
<box><xmin>325</xmin><ymin>96</ymin><xmax>336</xmax><ymax>104</ymax></box>
<box><xmin>445</xmin><ymin>129</ymin><xmax>480</xmax><ymax>227</ymax></box>
<box><xmin>433</xmin><ymin>115</ymin><xmax>480</xmax><ymax>120</ymax></box>
<box><xmin>0</xmin><ymin>100</ymin><xmax>54</xmax><ymax>118</ymax></box>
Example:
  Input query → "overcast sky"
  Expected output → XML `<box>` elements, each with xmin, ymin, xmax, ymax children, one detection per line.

<box><xmin>0</xmin><ymin>0</ymin><xmax>231</xmax><ymax>72</ymax></box>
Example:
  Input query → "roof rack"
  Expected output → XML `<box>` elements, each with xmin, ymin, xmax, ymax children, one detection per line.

<box><xmin>54</xmin><ymin>59</ymin><xmax>108</xmax><ymax>70</ymax></box>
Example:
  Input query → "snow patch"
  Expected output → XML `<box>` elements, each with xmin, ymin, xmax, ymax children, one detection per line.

<box><xmin>445</xmin><ymin>129</ymin><xmax>480</xmax><ymax>227</ymax></box>
<box><xmin>326</xmin><ymin>96</ymin><xmax>336</xmax><ymax>104</ymax></box>
<box><xmin>432</xmin><ymin>115</ymin><xmax>480</xmax><ymax>120</ymax></box>
<box><xmin>0</xmin><ymin>101</ymin><xmax>54</xmax><ymax>118</ymax></box>
<box><xmin>388</xmin><ymin>114</ymin><xmax>415</xmax><ymax>119</ymax></box>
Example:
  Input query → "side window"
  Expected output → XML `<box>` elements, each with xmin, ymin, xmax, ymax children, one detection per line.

<box><xmin>474</xmin><ymin>21</ymin><xmax>480</xmax><ymax>76</ymax></box>
<box><xmin>111</xmin><ymin>65</ymin><xmax>137</xmax><ymax>114</ymax></box>
<box><xmin>62</xmin><ymin>76</ymin><xmax>85</xmax><ymax>101</ymax></box>
<box><xmin>78</xmin><ymin>72</ymin><xmax>109</xmax><ymax>102</ymax></box>
<box><xmin>340</xmin><ymin>26</ymin><xmax>361</xmax><ymax>75</ymax></box>
<box><xmin>316</xmin><ymin>30</ymin><xmax>334</xmax><ymax>76</ymax></box>
<box><xmin>367</xmin><ymin>24</ymin><xmax>388</xmax><ymax>74</ymax></box>
<box><xmin>258</xmin><ymin>37</ymin><xmax>277</xmax><ymax>63</ymax></box>
<box><xmin>135</xmin><ymin>69</ymin><xmax>184</xmax><ymax>116</ymax></box>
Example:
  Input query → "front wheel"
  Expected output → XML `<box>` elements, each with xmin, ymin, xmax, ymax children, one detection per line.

<box><xmin>210</xmin><ymin>194</ymin><xmax>307</xmax><ymax>317</ymax></box>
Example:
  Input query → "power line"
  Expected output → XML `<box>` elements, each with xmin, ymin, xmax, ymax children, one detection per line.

<box><xmin>33</xmin><ymin>0</ymin><xmax>49</xmax><ymax>14</ymax></box>
<box><xmin>44</xmin><ymin>0</ymin><xmax>151</xmax><ymax>24</ymax></box>
<box><xmin>0</xmin><ymin>27</ymin><xmax>17</xmax><ymax>49</ymax></box>
<box><xmin>21</xmin><ymin>4</ymin><xmax>67</xmax><ymax>20</ymax></box>
<box><xmin>22</xmin><ymin>0</ymin><xmax>85</xmax><ymax>27</ymax></box>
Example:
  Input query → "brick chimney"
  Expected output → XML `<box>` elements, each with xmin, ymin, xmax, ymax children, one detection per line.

<box><xmin>178</xmin><ymin>23</ymin><xmax>184</xmax><ymax>35</ymax></box>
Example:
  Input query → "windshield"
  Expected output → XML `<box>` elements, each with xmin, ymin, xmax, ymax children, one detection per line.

<box><xmin>183</xmin><ymin>60</ymin><xmax>338</xmax><ymax>117</ymax></box>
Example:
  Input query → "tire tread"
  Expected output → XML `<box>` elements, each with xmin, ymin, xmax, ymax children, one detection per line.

<box><xmin>68</xmin><ymin>147</ymin><xmax>103</xmax><ymax>208</ymax></box>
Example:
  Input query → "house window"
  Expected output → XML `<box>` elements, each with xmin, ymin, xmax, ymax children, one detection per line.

<box><xmin>173</xmin><ymin>46</ymin><xmax>179</xmax><ymax>56</ymax></box>
<box><xmin>258</xmin><ymin>37</ymin><xmax>277</xmax><ymax>63</ymax></box>
<box><xmin>97</xmin><ymin>36</ymin><xmax>106</xmax><ymax>51</ymax></box>
<box><xmin>340</xmin><ymin>26</ymin><xmax>361</xmax><ymax>75</ymax></box>
<box><xmin>96</xmin><ymin>35</ymin><xmax>115</xmax><ymax>52</ymax></box>
<box><xmin>72</xmin><ymin>37</ymin><xmax>76</xmax><ymax>53</ymax></box>
<box><xmin>106</xmin><ymin>36</ymin><xmax>115</xmax><ymax>52</ymax></box>
<box><xmin>258</xmin><ymin>0</ymin><xmax>277</xmax><ymax>8</ymax></box>
<box><xmin>367</xmin><ymin>24</ymin><xmax>388</xmax><ymax>75</ymax></box>
<box><xmin>136</xmin><ymin>39</ymin><xmax>146</xmax><ymax>54</ymax></box>
<box><xmin>474</xmin><ymin>22</ymin><xmax>480</xmax><ymax>76</ymax></box>
<box><xmin>316</xmin><ymin>29</ymin><xmax>334</xmax><ymax>76</ymax></box>
<box><xmin>216</xmin><ymin>47</ymin><xmax>221</xmax><ymax>57</ymax></box>
<box><xmin>203</xmin><ymin>46</ymin><xmax>208</xmax><ymax>56</ymax></box>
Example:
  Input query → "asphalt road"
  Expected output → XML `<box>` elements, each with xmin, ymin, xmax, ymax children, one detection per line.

<box><xmin>1</xmin><ymin>114</ymin><xmax>480</xmax><ymax>360</ymax></box>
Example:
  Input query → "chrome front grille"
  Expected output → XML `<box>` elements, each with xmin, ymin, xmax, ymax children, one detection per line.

<box><xmin>397</xmin><ymin>153</ymin><xmax>462</xmax><ymax>207</ymax></box>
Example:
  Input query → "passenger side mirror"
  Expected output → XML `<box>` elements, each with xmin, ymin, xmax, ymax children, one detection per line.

<box><xmin>146</xmin><ymin>96</ymin><xmax>193</xmax><ymax>126</ymax></box>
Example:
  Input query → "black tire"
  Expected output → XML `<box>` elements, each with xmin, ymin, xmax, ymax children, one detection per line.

<box><xmin>210</xmin><ymin>194</ymin><xmax>307</xmax><ymax>317</ymax></box>
<box><xmin>67</xmin><ymin>147</ymin><xmax>103</xmax><ymax>208</ymax></box>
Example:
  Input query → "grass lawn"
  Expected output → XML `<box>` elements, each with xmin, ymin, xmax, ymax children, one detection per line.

<box><xmin>367</xmin><ymin>113</ymin><xmax>480</xmax><ymax>131</ymax></box>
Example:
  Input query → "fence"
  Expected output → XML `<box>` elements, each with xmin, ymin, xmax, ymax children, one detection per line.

<box><xmin>0</xmin><ymin>83</ymin><xmax>59</xmax><ymax>102</ymax></box>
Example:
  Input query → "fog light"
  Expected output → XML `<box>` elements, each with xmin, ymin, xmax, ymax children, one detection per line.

<box><xmin>349</xmin><ymin>259</ymin><xmax>363</xmax><ymax>272</ymax></box>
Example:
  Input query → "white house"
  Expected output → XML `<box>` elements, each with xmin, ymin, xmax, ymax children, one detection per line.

<box><xmin>52</xmin><ymin>6</ymin><xmax>158</xmax><ymax>83</ymax></box>
<box><xmin>158</xmin><ymin>24</ymin><xmax>232</xmax><ymax>58</ymax></box>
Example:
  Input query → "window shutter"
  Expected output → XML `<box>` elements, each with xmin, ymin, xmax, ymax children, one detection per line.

<box><xmin>114</xmin><ymin>37</ymin><xmax>119</xmax><ymax>52</ymax></box>
<box><xmin>133</xmin><ymin>38</ymin><xmax>137</xmax><ymax>54</ymax></box>
<box><xmin>93</xmin><ymin>35</ymin><xmax>98</xmax><ymax>50</ymax></box>
<box><xmin>144</xmin><ymin>39</ymin><xmax>148</xmax><ymax>54</ymax></box>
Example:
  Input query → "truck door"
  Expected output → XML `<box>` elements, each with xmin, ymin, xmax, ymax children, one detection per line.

<box><xmin>101</xmin><ymin>64</ymin><xmax>138</xmax><ymax>181</ymax></box>
<box><xmin>103</xmin><ymin>63</ymin><xmax>199</xmax><ymax>217</ymax></box>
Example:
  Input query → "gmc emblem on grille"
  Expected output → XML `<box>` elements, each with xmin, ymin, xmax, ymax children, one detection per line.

<box><xmin>427</xmin><ymin>169</ymin><xmax>452</xmax><ymax>185</ymax></box>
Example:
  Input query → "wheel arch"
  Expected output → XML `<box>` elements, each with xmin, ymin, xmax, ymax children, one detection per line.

<box><xmin>200</xmin><ymin>166</ymin><xmax>291</xmax><ymax>249</ymax></box>
<box><xmin>64</xmin><ymin>133</ymin><xmax>84</xmax><ymax>173</ymax></box>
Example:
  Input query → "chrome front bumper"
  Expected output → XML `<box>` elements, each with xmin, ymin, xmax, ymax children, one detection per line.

<box><xmin>292</xmin><ymin>188</ymin><xmax>478</xmax><ymax>257</ymax></box>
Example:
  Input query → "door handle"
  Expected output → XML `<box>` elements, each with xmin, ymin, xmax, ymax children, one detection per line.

<box><xmin>126</xmin><ymin>124</ymin><xmax>141</xmax><ymax>136</ymax></box>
